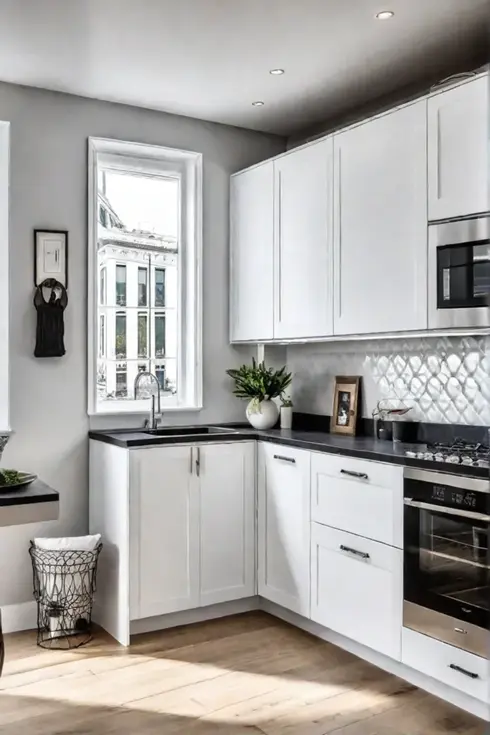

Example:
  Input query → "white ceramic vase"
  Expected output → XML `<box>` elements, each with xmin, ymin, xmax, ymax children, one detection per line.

<box><xmin>280</xmin><ymin>406</ymin><xmax>293</xmax><ymax>430</ymax></box>
<box><xmin>246</xmin><ymin>399</ymin><xmax>279</xmax><ymax>430</ymax></box>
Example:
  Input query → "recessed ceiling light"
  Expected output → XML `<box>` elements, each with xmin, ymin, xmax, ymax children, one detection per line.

<box><xmin>269</xmin><ymin>68</ymin><xmax>285</xmax><ymax>75</ymax></box>
<box><xmin>252</xmin><ymin>101</ymin><xmax>265</xmax><ymax>107</ymax></box>
<box><xmin>375</xmin><ymin>10</ymin><xmax>394</xmax><ymax>19</ymax></box>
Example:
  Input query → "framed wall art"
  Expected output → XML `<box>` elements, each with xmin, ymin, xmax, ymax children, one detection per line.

<box><xmin>34</xmin><ymin>230</ymin><xmax>68</xmax><ymax>288</ymax></box>
<box><xmin>330</xmin><ymin>376</ymin><xmax>361</xmax><ymax>436</ymax></box>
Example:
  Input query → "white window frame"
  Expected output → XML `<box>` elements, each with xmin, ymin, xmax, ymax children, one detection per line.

<box><xmin>88</xmin><ymin>137</ymin><xmax>203</xmax><ymax>415</ymax></box>
<box><xmin>0</xmin><ymin>122</ymin><xmax>9</xmax><ymax>432</ymax></box>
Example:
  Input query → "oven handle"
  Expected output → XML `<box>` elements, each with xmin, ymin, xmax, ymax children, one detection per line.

<box><xmin>404</xmin><ymin>498</ymin><xmax>490</xmax><ymax>523</ymax></box>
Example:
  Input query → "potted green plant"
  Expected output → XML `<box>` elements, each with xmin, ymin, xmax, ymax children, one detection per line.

<box><xmin>280</xmin><ymin>396</ymin><xmax>293</xmax><ymax>430</ymax></box>
<box><xmin>226</xmin><ymin>359</ymin><xmax>292</xmax><ymax>429</ymax></box>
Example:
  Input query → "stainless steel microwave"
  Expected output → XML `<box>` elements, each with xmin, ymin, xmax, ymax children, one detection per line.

<box><xmin>429</xmin><ymin>215</ymin><xmax>490</xmax><ymax>329</ymax></box>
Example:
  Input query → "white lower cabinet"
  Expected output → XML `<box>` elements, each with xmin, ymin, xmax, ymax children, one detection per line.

<box><xmin>311</xmin><ymin>523</ymin><xmax>403</xmax><ymax>660</ymax></box>
<box><xmin>258</xmin><ymin>442</ymin><xmax>311</xmax><ymax>616</ymax></box>
<box><xmin>402</xmin><ymin>627</ymin><xmax>489</xmax><ymax>704</ymax></box>
<box><xmin>129</xmin><ymin>442</ymin><xmax>255</xmax><ymax>620</ymax></box>
<box><xmin>130</xmin><ymin>445</ymin><xmax>200</xmax><ymax>619</ymax></box>
<box><xmin>199</xmin><ymin>442</ymin><xmax>256</xmax><ymax>606</ymax></box>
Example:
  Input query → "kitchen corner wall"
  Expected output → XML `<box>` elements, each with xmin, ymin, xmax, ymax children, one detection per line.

<box><xmin>0</xmin><ymin>81</ymin><xmax>284</xmax><ymax>615</ymax></box>
<box><xmin>287</xmin><ymin>335</ymin><xmax>490</xmax><ymax>426</ymax></box>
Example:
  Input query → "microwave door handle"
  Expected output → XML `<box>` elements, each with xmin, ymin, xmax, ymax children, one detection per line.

<box><xmin>404</xmin><ymin>498</ymin><xmax>490</xmax><ymax>523</ymax></box>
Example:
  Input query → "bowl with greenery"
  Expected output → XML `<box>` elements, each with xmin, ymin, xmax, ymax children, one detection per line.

<box><xmin>0</xmin><ymin>469</ymin><xmax>37</xmax><ymax>490</ymax></box>
<box><xmin>226</xmin><ymin>359</ymin><xmax>292</xmax><ymax>429</ymax></box>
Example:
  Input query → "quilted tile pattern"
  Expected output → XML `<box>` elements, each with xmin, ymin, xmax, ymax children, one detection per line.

<box><xmin>287</xmin><ymin>336</ymin><xmax>490</xmax><ymax>426</ymax></box>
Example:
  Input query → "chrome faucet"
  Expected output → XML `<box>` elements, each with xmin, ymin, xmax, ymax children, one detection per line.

<box><xmin>134</xmin><ymin>371</ymin><xmax>162</xmax><ymax>430</ymax></box>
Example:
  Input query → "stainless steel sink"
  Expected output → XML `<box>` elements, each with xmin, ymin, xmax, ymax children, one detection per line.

<box><xmin>143</xmin><ymin>426</ymin><xmax>238</xmax><ymax>437</ymax></box>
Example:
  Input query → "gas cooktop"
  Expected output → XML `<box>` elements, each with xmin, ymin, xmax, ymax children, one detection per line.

<box><xmin>405</xmin><ymin>439</ymin><xmax>490</xmax><ymax>469</ymax></box>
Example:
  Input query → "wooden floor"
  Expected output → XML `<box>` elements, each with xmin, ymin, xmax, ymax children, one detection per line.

<box><xmin>0</xmin><ymin>612</ymin><xmax>485</xmax><ymax>734</ymax></box>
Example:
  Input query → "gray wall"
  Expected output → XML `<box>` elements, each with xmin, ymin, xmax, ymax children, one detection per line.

<box><xmin>287</xmin><ymin>336</ymin><xmax>490</xmax><ymax>426</ymax></box>
<box><xmin>0</xmin><ymin>82</ymin><xmax>284</xmax><ymax>608</ymax></box>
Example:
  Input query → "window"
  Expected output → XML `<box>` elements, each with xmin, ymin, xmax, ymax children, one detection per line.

<box><xmin>154</xmin><ymin>314</ymin><xmax>165</xmax><ymax>357</ymax></box>
<box><xmin>116</xmin><ymin>265</ymin><xmax>126</xmax><ymax>306</ymax></box>
<box><xmin>138</xmin><ymin>312</ymin><xmax>148</xmax><ymax>358</ymax></box>
<box><xmin>100</xmin><ymin>267</ymin><xmax>106</xmax><ymax>305</ymax></box>
<box><xmin>138</xmin><ymin>267</ymin><xmax>148</xmax><ymax>307</ymax></box>
<box><xmin>99</xmin><ymin>315</ymin><xmax>105</xmax><ymax>357</ymax></box>
<box><xmin>89</xmin><ymin>137</ymin><xmax>202</xmax><ymax>415</ymax></box>
<box><xmin>115</xmin><ymin>312</ymin><xmax>126</xmax><ymax>358</ymax></box>
<box><xmin>99</xmin><ymin>204</ymin><xmax>108</xmax><ymax>228</ymax></box>
<box><xmin>115</xmin><ymin>363</ymin><xmax>127</xmax><ymax>397</ymax></box>
<box><xmin>155</xmin><ymin>364</ymin><xmax>166</xmax><ymax>390</ymax></box>
<box><xmin>155</xmin><ymin>268</ymin><xmax>165</xmax><ymax>306</ymax></box>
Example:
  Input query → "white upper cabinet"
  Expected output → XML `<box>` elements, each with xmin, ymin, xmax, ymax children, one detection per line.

<box><xmin>274</xmin><ymin>139</ymin><xmax>334</xmax><ymax>339</ymax></box>
<box><xmin>258</xmin><ymin>443</ymin><xmax>311</xmax><ymax>616</ymax></box>
<box><xmin>333</xmin><ymin>101</ymin><xmax>428</xmax><ymax>336</ymax></box>
<box><xmin>230</xmin><ymin>162</ymin><xmax>274</xmax><ymax>342</ymax></box>
<box><xmin>428</xmin><ymin>75</ymin><xmax>489</xmax><ymax>221</ymax></box>
<box><xmin>130</xmin><ymin>446</ymin><xmax>199</xmax><ymax>620</ymax></box>
<box><xmin>199</xmin><ymin>442</ymin><xmax>256</xmax><ymax>606</ymax></box>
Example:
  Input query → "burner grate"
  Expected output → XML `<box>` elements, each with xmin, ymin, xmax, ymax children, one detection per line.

<box><xmin>405</xmin><ymin>438</ymin><xmax>490</xmax><ymax>468</ymax></box>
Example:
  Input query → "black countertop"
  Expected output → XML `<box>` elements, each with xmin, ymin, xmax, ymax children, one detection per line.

<box><xmin>0</xmin><ymin>479</ymin><xmax>60</xmax><ymax>507</ymax></box>
<box><xmin>89</xmin><ymin>425</ymin><xmax>489</xmax><ymax>480</ymax></box>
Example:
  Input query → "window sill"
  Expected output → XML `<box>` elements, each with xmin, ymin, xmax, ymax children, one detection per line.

<box><xmin>88</xmin><ymin>405</ymin><xmax>204</xmax><ymax>417</ymax></box>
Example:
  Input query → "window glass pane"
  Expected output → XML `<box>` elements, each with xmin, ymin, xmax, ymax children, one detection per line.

<box><xmin>116</xmin><ymin>265</ymin><xmax>126</xmax><ymax>306</ymax></box>
<box><xmin>155</xmin><ymin>314</ymin><xmax>165</xmax><ymax>357</ymax></box>
<box><xmin>138</xmin><ymin>312</ymin><xmax>148</xmax><ymax>358</ymax></box>
<box><xmin>155</xmin><ymin>365</ymin><xmax>165</xmax><ymax>390</ymax></box>
<box><xmin>99</xmin><ymin>315</ymin><xmax>105</xmax><ymax>357</ymax></box>
<box><xmin>115</xmin><ymin>312</ymin><xmax>126</xmax><ymax>358</ymax></box>
<box><xmin>96</xmin><ymin>165</ymin><xmax>179</xmax><ymax>406</ymax></box>
<box><xmin>138</xmin><ymin>267</ymin><xmax>148</xmax><ymax>307</ymax></box>
<box><xmin>155</xmin><ymin>268</ymin><xmax>165</xmax><ymax>306</ymax></box>
<box><xmin>100</xmin><ymin>267</ymin><xmax>106</xmax><ymax>305</ymax></box>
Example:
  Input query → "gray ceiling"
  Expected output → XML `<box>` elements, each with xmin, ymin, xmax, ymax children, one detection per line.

<box><xmin>0</xmin><ymin>0</ymin><xmax>488</xmax><ymax>136</ymax></box>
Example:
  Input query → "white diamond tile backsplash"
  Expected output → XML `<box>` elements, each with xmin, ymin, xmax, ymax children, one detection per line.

<box><xmin>287</xmin><ymin>336</ymin><xmax>490</xmax><ymax>426</ymax></box>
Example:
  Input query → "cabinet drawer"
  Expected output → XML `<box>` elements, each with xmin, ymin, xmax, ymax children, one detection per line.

<box><xmin>311</xmin><ymin>524</ymin><xmax>402</xmax><ymax>660</ymax></box>
<box><xmin>402</xmin><ymin>627</ymin><xmax>489</xmax><ymax>704</ymax></box>
<box><xmin>311</xmin><ymin>452</ymin><xmax>403</xmax><ymax>547</ymax></box>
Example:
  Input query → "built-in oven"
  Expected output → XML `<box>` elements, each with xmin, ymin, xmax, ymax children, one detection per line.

<box><xmin>404</xmin><ymin>467</ymin><xmax>489</xmax><ymax>658</ymax></box>
<box><xmin>429</xmin><ymin>214</ymin><xmax>490</xmax><ymax>329</ymax></box>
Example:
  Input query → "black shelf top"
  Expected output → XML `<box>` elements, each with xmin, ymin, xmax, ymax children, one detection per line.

<box><xmin>0</xmin><ymin>479</ymin><xmax>59</xmax><ymax>507</ymax></box>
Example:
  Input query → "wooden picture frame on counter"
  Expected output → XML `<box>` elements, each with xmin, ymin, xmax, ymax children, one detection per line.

<box><xmin>330</xmin><ymin>376</ymin><xmax>360</xmax><ymax>436</ymax></box>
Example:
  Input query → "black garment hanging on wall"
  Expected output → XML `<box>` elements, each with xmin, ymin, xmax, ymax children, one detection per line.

<box><xmin>34</xmin><ymin>279</ymin><xmax>68</xmax><ymax>358</ymax></box>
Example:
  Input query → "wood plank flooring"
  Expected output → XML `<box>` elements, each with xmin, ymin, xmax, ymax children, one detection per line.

<box><xmin>0</xmin><ymin>612</ymin><xmax>485</xmax><ymax>734</ymax></box>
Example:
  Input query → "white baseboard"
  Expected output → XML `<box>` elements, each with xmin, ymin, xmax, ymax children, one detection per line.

<box><xmin>260</xmin><ymin>599</ymin><xmax>490</xmax><ymax>723</ymax></box>
<box><xmin>130</xmin><ymin>597</ymin><xmax>260</xmax><ymax>637</ymax></box>
<box><xmin>1</xmin><ymin>601</ymin><xmax>37</xmax><ymax>633</ymax></box>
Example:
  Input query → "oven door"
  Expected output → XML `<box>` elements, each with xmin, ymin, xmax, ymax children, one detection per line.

<box><xmin>429</xmin><ymin>215</ymin><xmax>490</xmax><ymax>328</ymax></box>
<box><xmin>404</xmin><ymin>471</ymin><xmax>490</xmax><ymax>630</ymax></box>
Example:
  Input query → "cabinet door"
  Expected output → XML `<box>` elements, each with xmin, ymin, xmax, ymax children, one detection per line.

<box><xmin>333</xmin><ymin>102</ymin><xmax>427</xmax><ymax>335</ymax></box>
<box><xmin>311</xmin><ymin>524</ymin><xmax>402</xmax><ymax>660</ymax></box>
<box><xmin>428</xmin><ymin>76</ymin><xmax>489</xmax><ymax>221</ymax></box>
<box><xmin>230</xmin><ymin>163</ymin><xmax>274</xmax><ymax>341</ymax></box>
<box><xmin>199</xmin><ymin>442</ymin><xmax>256</xmax><ymax>606</ymax></box>
<box><xmin>258</xmin><ymin>443</ymin><xmax>311</xmax><ymax>616</ymax></box>
<box><xmin>274</xmin><ymin>139</ymin><xmax>334</xmax><ymax>339</ymax></box>
<box><xmin>130</xmin><ymin>446</ymin><xmax>199</xmax><ymax>619</ymax></box>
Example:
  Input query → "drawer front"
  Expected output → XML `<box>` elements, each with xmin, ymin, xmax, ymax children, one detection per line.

<box><xmin>311</xmin><ymin>452</ymin><xmax>403</xmax><ymax>547</ymax></box>
<box><xmin>402</xmin><ymin>627</ymin><xmax>489</xmax><ymax>703</ymax></box>
<box><xmin>311</xmin><ymin>524</ymin><xmax>402</xmax><ymax>660</ymax></box>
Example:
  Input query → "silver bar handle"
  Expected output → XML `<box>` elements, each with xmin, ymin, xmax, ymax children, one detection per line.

<box><xmin>340</xmin><ymin>469</ymin><xmax>369</xmax><ymax>480</ymax></box>
<box><xmin>340</xmin><ymin>544</ymin><xmax>370</xmax><ymax>560</ymax></box>
<box><xmin>195</xmin><ymin>446</ymin><xmax>200</xmax><ymax>477</ymax></box>
<box><xmin>449</xmin><ymin>663</ymin><xmax>479</xmax><ymax>680</ymax></box>
<box><xmin>404</xmin><ymin>498</ymin><xmax>490</xmax><ymax>523</ymax></box>
<box><xmin>273</xmin><ymin>454</ymin><xmax>296</xmax><ymax>464</ymax></box>
<box><xmin>189</xmin><ymin>447</ymin><xmax>193</xmax><ymax>474</ymax></box>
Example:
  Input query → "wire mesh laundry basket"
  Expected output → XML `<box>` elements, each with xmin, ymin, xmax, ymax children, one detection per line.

<box><xmin>29</xmin><ymin>541</ymin><xmax>102</xmax><ymax>649</ymax></box>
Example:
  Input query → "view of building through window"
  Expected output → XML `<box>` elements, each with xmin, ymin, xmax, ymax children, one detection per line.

<box><xmin>96</xmin><ymin>169</ymin><xmax>179</xmax><ymax>403</ymax></box>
